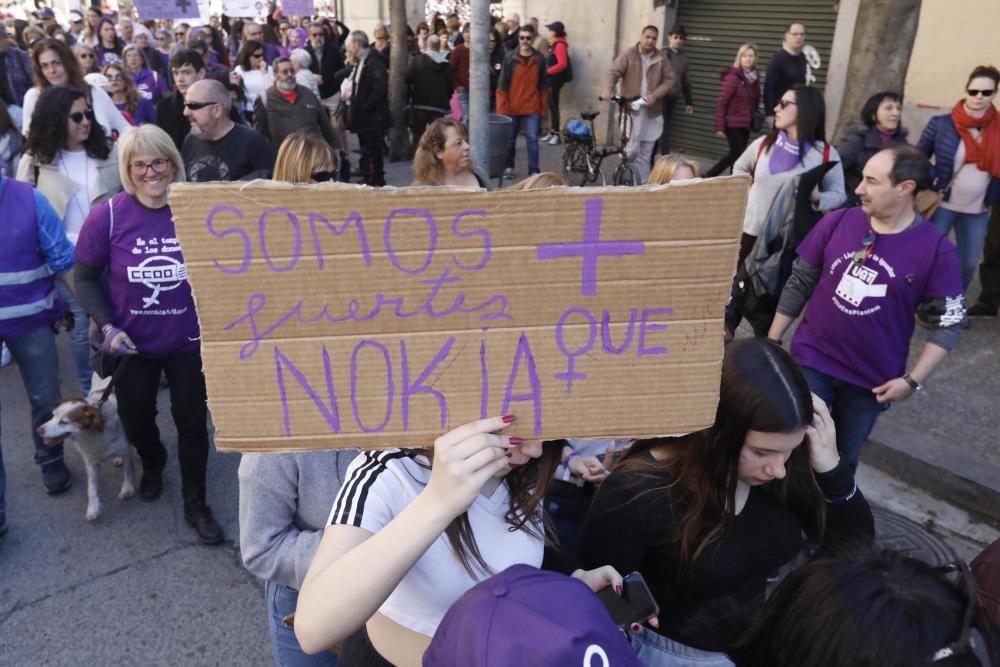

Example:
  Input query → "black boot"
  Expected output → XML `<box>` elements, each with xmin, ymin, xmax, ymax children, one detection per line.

<box><xmin>138</xmin><ymin>450</ymin><xmax>166</xmax><ymax>502</ymax></box>
<box><xmin>184</xmin><ymin>497</ymin><xmax>223</xmax><ymax>545</ymax></box>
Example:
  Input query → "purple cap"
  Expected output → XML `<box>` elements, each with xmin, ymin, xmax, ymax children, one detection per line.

<box><xmin>424</xmin><ymin>565</ymin><xmax>643</xmax><ymax>667</ymax></box>
<box><xmin>38</xmin><ymin>7</ymin><xmax>55</xmax><ymax>18</ymax></box>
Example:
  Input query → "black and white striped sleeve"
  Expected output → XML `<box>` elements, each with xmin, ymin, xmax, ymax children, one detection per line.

<box><xmin>327</xmin><ymin>450</ymin><xmax>409</xmax><ymax>532</ymax></box>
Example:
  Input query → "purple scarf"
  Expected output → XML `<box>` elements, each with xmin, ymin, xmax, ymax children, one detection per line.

<box><xmin>768</xmin><ymin>130</ymin><xmax>812</xmax><ymax>175</ymax></box>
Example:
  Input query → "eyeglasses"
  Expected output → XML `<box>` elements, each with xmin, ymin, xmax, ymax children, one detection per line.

<box><xmin>518</xmin><ymin>35</ymin><xmax>532</xmax><ymax>41</ymax></box>
<box><xmin>174</xmin><ymin>32</ymin><xmax>185</xmax><ymax>37</ymax></box>
<box><xmin>251</xmin><ymin>51</ymin><xmax>264</xmax><ymax>58</ymax></box>
<box><xmin>130</xmin><ymin>158</ymin><xmax>171</xmax><ymax>176</ymax></box>
<box><xmin>777</xmin><ymin>99</ymin><xmax>797</xmax><ymax>109</ymax></box>
<box><xmin>68</xmin><ymin>109</ymin><xmax>95</xmax><ymax>124</ymax></box>
<box><xmin>184</xmin><ymin>101</ymin><xmax>218</xmax><ymax>111</ymax></box>
<box><xmin>852</xmin><ymin>230</ymin><xmax>878</xmax><ymax>266</ymax></box>
<box><xmin>79</xmin><ymin>53</ymin><xmax>95</xmax><ymax>59</ymax></box>
<box><xmin>311</xmin><ymin>170</ymin><xmax>336</xmax><ymax>182</ymax></box>
<box><xmin>967</xmin><ymin>88</ymin><xmax>996</xmax><ymax>97</ymax></box>
<box><xmin>309</xmin><ymin>33</ymin><xmax>324</xmax><ymax>39</ymax></box>
<box><xmin>931</xmin><ymin>561</ymin><xmax>992</xmax><ymax>666</ymax></box>
<box><xmin>106</xmin><ymin>73</ymin><xmax>124</xmax><ymax>81</ymax></box>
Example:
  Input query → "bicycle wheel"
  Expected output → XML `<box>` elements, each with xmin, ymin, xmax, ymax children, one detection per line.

<box><xmin>582</xmin><ymin>154</ymin><xmax>606</xmax><ymax>186</ymax></box>
<box><xmin>612</xmin><ymin>160</ymin><xmax>641</xmax><ymax>186</ymax></box>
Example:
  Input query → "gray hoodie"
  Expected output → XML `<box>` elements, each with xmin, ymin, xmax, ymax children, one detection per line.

<box><xmin>238</xmin><ymin>450</ymin><xmax>356</xmax><ymax>590</ymax></box>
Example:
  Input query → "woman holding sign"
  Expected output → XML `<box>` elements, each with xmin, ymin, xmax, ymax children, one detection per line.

<box><xmin>294</xmin><ymin>427</ymin><xmax>627</xmax><ymax>665</ymax></box>
<box><xmin>579</xmin><ymin>339</ymin><xmax>874</xmax><ymax>666</ymax></box>
<box><xmin>73</xmin><ymin>125</ymin><xmax>222</xmax><ymax>546</ymax></box>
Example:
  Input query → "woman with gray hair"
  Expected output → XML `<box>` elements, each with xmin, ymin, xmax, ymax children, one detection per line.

<box><xmin>289</xmin><ymin>48</ymin><xmax>321</xmax><ymax>99</ymax></box>
<box><xmin>73</xmin><ymin>125</ymin><xmax>223</xmax><ymax>545</ymax></box>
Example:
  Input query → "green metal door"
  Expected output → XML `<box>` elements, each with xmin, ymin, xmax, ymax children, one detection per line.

<box><xmin>670</xmin><ymin>0</ymin><xmax>838</xmax><ymax>161</ymax></box>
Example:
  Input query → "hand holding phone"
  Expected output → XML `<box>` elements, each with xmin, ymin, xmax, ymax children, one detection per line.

<box><xmin>596</xmin><ymin>571</ymin><xmax>660</xmax><ymax>630</ymax></box>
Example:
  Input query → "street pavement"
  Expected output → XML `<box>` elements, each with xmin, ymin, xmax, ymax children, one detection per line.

<box><xmin>1</xmin><ymin>137</ymin><xmax>996</xmax><ymax>666</ymax></box>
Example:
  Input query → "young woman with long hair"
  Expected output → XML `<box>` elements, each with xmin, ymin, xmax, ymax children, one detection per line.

<box><xmin>17</xmin><ymin>85</ymin><xmax>121</xmax><ymax>395</ymax></box>
<box><xmin>94</xmin><ymin>16</ymin><xmax>125</xmax><ymax>67</ymax></box>
<box><xmin>294</xmin><ymin>423</ymin><xmax>623</xmax><ymax>666</ymax></box>
<box><xmin>122</xmin><ymin>44</ymin><xmax>168</xmax><ymax>103</ymax></box>
<box><xmin>103</xmin><ymin>63</ymin><xmax>155</xmax><ymax>126</ymax></box>
<box><xmin>579</xmin><ymin>339</ymin><xmax>874</xmax><ymax>666</ymax></box>
<box><xmin>83</xmin><ymin>6</ymin><xmax>102</xmax><ymax>46</ymax></box>
<box><xmin>21</xmin><ymin>39</ymin><xmax>131</xmax><ymax>140</ymax></box>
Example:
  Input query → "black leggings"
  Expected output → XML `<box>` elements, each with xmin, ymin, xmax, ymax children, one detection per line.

<box><xmin>549</xmin><ymin>81</ymin><xmax>563</xmax><ymax>133</ymax></box>
<box><xmin>706</xmin><ymin>127</ymin><xmax>751</xmax><ymax>177</ymax></box>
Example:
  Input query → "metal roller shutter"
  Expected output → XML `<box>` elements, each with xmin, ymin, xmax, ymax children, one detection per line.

<box><xmin>670</xmin><ymin>0</ymin><xmax>838</xmax><ymax>160</ymax></box>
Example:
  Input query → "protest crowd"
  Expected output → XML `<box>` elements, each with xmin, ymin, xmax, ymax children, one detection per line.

<box><xmin>1</xmin><ymin>2</ymin><xmax>1000</xmax><ymax>666</ymax></box>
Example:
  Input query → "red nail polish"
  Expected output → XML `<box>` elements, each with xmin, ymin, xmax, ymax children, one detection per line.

<box><xmin>509</xmin><ymin>436</ymin><xmax>523</xmax><ymax>446</ymax></box>
<box><xmin>615</xmin><ymin>585</ymin><xmax>622</xmax><ymax>595</ymax></box>
<box><xmin>502</xmin><ymin>415</ymin><xmax>516</xmax><ymax>423</ymax></box>
<box><xmin>505</xmin><ymin>451</ymin><xmax>513</xmax><ymax>458</ymax></box>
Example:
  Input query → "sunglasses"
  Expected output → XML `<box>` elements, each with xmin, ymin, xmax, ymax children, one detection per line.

<box><xmin>777</xmin><ymin>99</ymin><xmax>797</xmax><ymax>109</ymax></box>
<box><xmin>184</xmin><ymin>101</ymin><xmax>218</xmax><ymax>111</ymax></box>
<box><xmin>967</xmin><ymin>88</ymin><xmax>996</xmax><ymax>97</ymax></box>
<box><xmin>519</xmin><ymin>35</ymin><xmax>533</xmax><ymax>41</ymax></box>
<box><xmin>130</xmin><ymin>158</ymin><xmax>170</xmax><ymax>176</ymax></box>
<box><xmin>252</xmin><ymin>52</ymin><xmax>265</xmax><ymax>58</ymax></box>
<box><xmin>79</xmin><ymin>53</ymin><xmax>95</xmax><ymax>59</ymax></box>
<box><xmin>311</xmin><ymin>170</ymin><xmax>336</xmax><ymax>182</ymax></box>
<box><xmin>69</xmin><ymin>109</ymin><xmax>95</xmax><ymax>124</ymax></box>
<box><xmin>852</xmin><ymin>230</ymin><xmax>878</xmax><ymax>266</ymax></box>
<box><xmin>931</xmin><ymin>561</ymin><xmax>992</xmax><ymax>666</ymax></box>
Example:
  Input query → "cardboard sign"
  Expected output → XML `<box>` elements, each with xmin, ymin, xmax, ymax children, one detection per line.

<box><xmin>281</xmin><ymin>0</ymin><xmax>313</xmax><ymax>17</ymax></box>
<box><xmin>169</xmin><ymin>180</ymin><xmax>748</xmax><ymax>452</ymax></box>
<box><xmin>134</xmin><ymin>0</ymin><xmax>202</xmax><ymax>20</ymax></box>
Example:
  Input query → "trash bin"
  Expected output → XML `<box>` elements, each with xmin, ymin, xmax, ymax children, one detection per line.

<box><xmin>488</xmin><ymin>114</ymin><xmax>513</xmax><ymax>179</ymax></box>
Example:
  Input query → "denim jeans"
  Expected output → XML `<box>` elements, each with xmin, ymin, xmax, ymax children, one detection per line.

<box><xmin>930</xmin><ymin>207</ymin><xmax>990</xmax><ymax>289</ymax></box>
<box><xmin>505</xmin><ymin>113</ymin><xmax>540</xmax><ymax>175</ymax></box>
<box><xmin>629</xmin><ymin>627</ymin><xmax>734</xmax><ymax>666</ymax></box>
<box><xmin>801</xmin><ymin>366</ymin><xmax>890</xmax><ymax>471</ymax></box>
<box><xmin>458</xmin><ymin>89</ymin><xmax>469</xmax><ymax>123</ymax></box>
<box><xmin>114</xmin><ymin>348</ymin><xmax>210</xmax><ymax>502</ymax></box>
<box><xmin>264</xmin><ymin>580</ymin><xmax>337</xmax><ymax>667</ymax></box>
<box><xmin>56</xmin><ymin>282</ymin><xmax>92</xmax><ymax>394</ymax></box>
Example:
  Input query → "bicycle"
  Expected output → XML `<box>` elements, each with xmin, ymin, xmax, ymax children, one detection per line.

<box><xmin>561</xmin><ymin>95</ymin><xmax>643</xmax><ymax>187</ymax></box>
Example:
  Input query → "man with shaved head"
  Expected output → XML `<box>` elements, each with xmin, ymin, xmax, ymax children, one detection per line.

<box><xmin>182</xmin><ymin>79</ymin><xmax>275</xmax><ymax>182</ymax></box>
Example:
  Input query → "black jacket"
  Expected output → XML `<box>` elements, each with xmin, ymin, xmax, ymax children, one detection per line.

<box><xmin>763</xmin><ymin>49</ymin><xmax>807</xmax><ymax>115</ymax></box>
<box><xmin>405</xmin><ymin>53</ymin><xmax>455</xmax><ymax>112</ymax></box>
<box><xmin>347</xmin><ymin>50</ymin><xmax>390</xmax><ymax>132</ymax></box>
<box><xmin>306</xmin><ymin>40</ymin><xmax>345</xmax><ymax>99</ymax></box>
<box><xmin>837</xmin><ymin>123</ymin><xmax>909</xmax><ymax>205</ymax></box>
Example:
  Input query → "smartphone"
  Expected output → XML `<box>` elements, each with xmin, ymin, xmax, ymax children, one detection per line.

<box><xmin>596</xmin><ymin>571</ymin><xmax>660</xmax><ymax>629</ymax></box>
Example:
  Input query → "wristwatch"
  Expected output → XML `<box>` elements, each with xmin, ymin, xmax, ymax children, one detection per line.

<box><xmin>902</xmin><ymin>373</ymin><xmax>923</xmax><ymax>392</ymax></box>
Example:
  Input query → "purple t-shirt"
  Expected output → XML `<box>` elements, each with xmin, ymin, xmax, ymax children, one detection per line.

<box><xmin>790</xmin><ymin>207</ymin><xmax>962</xmax><ymax>389</ymax></box>
<box><xmin>74</xmin><ymin>192</ymin><xmax>200</xmax><ymax>358</ymax></box>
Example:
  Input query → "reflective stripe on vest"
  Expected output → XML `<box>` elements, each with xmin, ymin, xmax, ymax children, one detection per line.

<box><xmin>0</xmin><ymin>264</ymin><xmax>54</xmax><ymax>286</ymax></box>
<box><xmin>0</xmin><ymin>290</ymin><xmax>57</xmax><ymax>319</ymax></box>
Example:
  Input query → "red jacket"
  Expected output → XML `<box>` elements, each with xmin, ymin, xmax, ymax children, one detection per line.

<box><xmin>496</xmin><ymin>49</ymin><xmax>549</xmax><ymax>117</ymax></box>
<box><xmin>546</xmin><ymin>38</ymin><xmax>569</xmax><ymax>77</ymax></box>
<box><xmin>450</xmin><ymin>43</ymin><xmax>469</xmax><ymax>90</ymax></box>
<box><xmin>713</xmin><ymin>67</ymin><xmax>761</xmax><ymax>132</ymax></box>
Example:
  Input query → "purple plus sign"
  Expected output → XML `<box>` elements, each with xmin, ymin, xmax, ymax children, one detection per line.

<box><xmin>535</xmin><ymin>198</ymin><xmax>646</xmax><ymax>296</ymax></box>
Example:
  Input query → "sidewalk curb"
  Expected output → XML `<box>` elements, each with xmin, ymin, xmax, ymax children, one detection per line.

<box><xmin>862</xmin><ymin>419</ymin><xmax>1000</xmax><ymax>529</ymax></box>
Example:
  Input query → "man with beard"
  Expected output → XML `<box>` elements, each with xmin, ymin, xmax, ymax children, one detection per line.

<box><xmin>253</xmin><ymin>57</ymin><xmax>338</xmax><ymax>150</ymax></box>
<box><xmin>182</xmin><ymin>79</ymin><xmax>274</xmax><ymax>182</ymax></box>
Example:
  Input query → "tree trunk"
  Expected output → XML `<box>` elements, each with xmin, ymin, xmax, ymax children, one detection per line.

<box><xmin>833</xmin><ymin>0</ymin><xmax>922</xmax><ymax>142</ymax></box>
<box><xmin>387</xmin><ymin>0</ymin><xmax>411</xmax><ymax>161</ymax></box>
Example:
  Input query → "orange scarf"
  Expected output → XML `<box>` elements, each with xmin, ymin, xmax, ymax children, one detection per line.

<box><xmin>951</xmin><ymin>100</ymin><xmax>1000</xmax><ymax>179</ymax></box>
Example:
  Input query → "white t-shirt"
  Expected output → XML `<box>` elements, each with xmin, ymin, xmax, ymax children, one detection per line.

<box><xmin>328</xmin><ymin>449</ymin><xmax>544</xmax><ymax>636</ymax></box>
<box><xmin>58</xmin><ymin>149</ymin><xmax>96</xmax><ymax>244</ymax></box>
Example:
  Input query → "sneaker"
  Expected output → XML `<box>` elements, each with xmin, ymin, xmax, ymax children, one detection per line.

<box><xmin>1</xmin><ymin>343</ymin><xmax>10</xmax><ymax>367</ymax></box>
<box><xmin>539</xmin><ymin>132</ymin><xmax>553</xmax><ymax>142</ymax></box>
<box><xmin>547</xmin><ymin>135</ymin><xmax>561</xmax><ymax>145</ymax></box>
<box><xmin>184</xmin><ymin>501</ymin><xmax>224</xmax><ymax>545</ymax></box>
<box><xmin>503</xmin><ymin>168</ymin><xmax>514</xmax><ymax>180</ymax></box>
<box><xmin>968</xmin><ymin>302</ymin><xmax>998</xmax><ymax>318</ymax></box>
<box><xmin>42</xmin><ymin>460</ymin><xmax>71</xmax><ymax>495</ymax></box>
